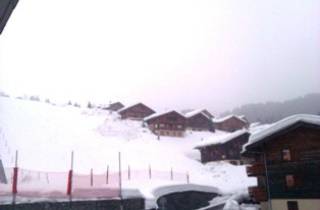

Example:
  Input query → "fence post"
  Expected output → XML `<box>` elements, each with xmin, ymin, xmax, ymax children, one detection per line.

<box><xmin>118</xmin><ymin>152</ymin><xmax>123</xmax><ymax>210</ymax></box>
<box><xmin>67</xmin><ymin>151</ymin><xmax>74</xmax><ymax>199</ymax></box>
<box><xmin>148</xmin><ymin>164</ymin><xmax>152</xmax><ymax>179</ymax></box>
<box><xmin>186</xmin><ymin>171</ymin><xmax>190</xmax><ymax>184</ymax></box>
<box><xmin>90</xmin><ymin>168</ymin><xmax>93</xmax><ymax>187</ymax></box>
<box><xmin>12</xmin><ymin>150</ymin><xmax>18</xmax><ymax>204</ymax></box>
<box><xmin>170</xmin><ymin>167</ymin><xmax>173</xmax><ymax>180</ymax></box>
<box><xmin>128</xmin><ymin>165</ymin><xmax>131</xmax><ymax>180</ymax></box>
<box><xmin>106</xmin><ymin>165</ymin><xmax>109</xmax><ymax>184</ymax></box>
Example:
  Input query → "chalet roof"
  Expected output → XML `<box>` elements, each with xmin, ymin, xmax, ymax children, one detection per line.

<box><xmin>195</xmin><ymin>129</ymin><xmax>249</xmax><ymax>149</ymax></box>
<box><xmin>144</xmin><ymin>110</ymin><xmax>185</xmax><ymax>122</ymax></box>
<box><xmin>110</xmin><ymin>102</ymin><xmax>123</xmax><ymax>106</ymax></box>
<box><xmin>212</xmin><ymin>115</ymin><xmax>247</xmax><ymax>124</ymax></box>
<box><xmin>0</xmin><ymin>0</ymin><xmax>19</xmax><ymax>34</ymax></box>
<box><xmin>118</xmin><ymin>102</ymin><xmax>154</xmax><ymax>114</ymax></box>
<box><xmin>184</xmin><ymin>109</ymin><xmax>212</xmax><ymax>120</ymax></box>
<box><xmin>243</xmin><ymin>114</ymin><xmax>320</xmax><ymax>152</ymax></box>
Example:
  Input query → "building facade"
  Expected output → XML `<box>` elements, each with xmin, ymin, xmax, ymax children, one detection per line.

<box><xmin>106</xmin><ymin>102</ymin><xmax>124</xmax><ymax>111</ymax></box>
<box><xmin>195</xmin><ymin>130</ymin><xmax>250</xmax><ymax>164</ymax></box>
<box><xmin>145</xmin><ymin>111</ymin><xmax>186</xmax><ymax>137</ymax></box>
<box><xmin>118</xmin><ymin>103</ymin><xmax>155</xmax><ymax>120</ymax></box>
<box><xmin>185</xmin><ymin>109</ymin><xmax>214</xmax><ymax>132</ymax></box>
<box><xmin>242</xmin><ymin>114</ymin><xmax>320</xmax><ymax>210</ymax></box>
<box><xmin>213</xmin><ymin>115</ymin><xmax>249</xmax><ymax>132</ymax></box>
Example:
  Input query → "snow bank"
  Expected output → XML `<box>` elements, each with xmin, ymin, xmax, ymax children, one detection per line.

<box><xmin>195</xmin><ymin>130</ymin><xmax>249</xmax><ymax>148</ymax></box>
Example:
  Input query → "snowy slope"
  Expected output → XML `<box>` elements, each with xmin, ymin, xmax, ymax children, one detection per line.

<box><xmin>0</xmin><ymin>96</ymin><xmax>256</xmax><ymax>204</ymax></box>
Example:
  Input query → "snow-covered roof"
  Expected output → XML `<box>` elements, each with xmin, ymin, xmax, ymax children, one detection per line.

<box><xmin>243</xmin><ymin>114</ymin><xmax>320</xmax><ymax>151</ymax></box>
<box><xmin>152</xmin><ymin>184</ymin><xmax>220</xmax><ymax>200</ymax></box>
<box><xmin>238</xmin><ymin>115</ymin><xmax>246</xmax><ymax>119</ymax></box>
<box><xmin>184</xmin><ymin>109</ymin><xmax>212</xmax><ymax>120</ymax></box>
<box><xmin>195</xmin><ymin>129</ymin><xmax>249</xmax><ymax>149</ymax></box>
<box><xmin>109</xmin><ymin>101</ymin><xmax>124</xmax><ymax>106</ymax></box>
<box><xmin>118</xmin><ymin>102</ymin><xmax>154</xmax><ymax>113</ymax></box>
<box><xmin>212</xmin><ymin>115</ymin><xmax>247</xmax><ymax>124</ymax></box>
<box><xmin>144</xmin><ymin>110</ymin><xmax>185</xmax><ymax>122</ymax></box>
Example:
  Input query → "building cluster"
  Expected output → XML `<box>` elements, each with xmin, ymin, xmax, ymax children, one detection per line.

<box><xmin>195</xmin><ymin>114</ymin><xmax>320</xmax><ymax>210</ymax></box>
<box><xmin>107</xmin><ymin>102</ymin><xmax>320</xmax><ymax>210</ymax></box>
<box><xmin>106</xmin><ymin>101</ymin><xmax>251</xmax><ymax>164</ymax></box>
<box><xmin>242</xmin><ymin>114</ymin><xmax>320</xmax><ymax>210</ymax></box>
<box><xmin>106</xmin><ymin>101</ymin><xmax>249</xmax><ymax>137</ymax></box>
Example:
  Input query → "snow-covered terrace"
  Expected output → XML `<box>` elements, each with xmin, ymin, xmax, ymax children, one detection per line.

<box><xmin>194</xmin><ymin>130</ymin><xmax>249</xmax><ymax>149</ymax></box>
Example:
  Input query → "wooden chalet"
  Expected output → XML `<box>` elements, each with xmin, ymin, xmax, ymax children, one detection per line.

<box><xmin>185</xmin><ymin>109</ymin><xmax>214</xmax><ymax>132</ymax></box>
<box><xmin>213</xmin><ymin>115</ymin><xmax>249</xmax><ymax>132</ymax></box>
<box><xmin>105</xmin><ymin>102</ymin><xmax>124</xmax><ymax>111</ymax></box>
<box><xmin>195</xmin><ymin>130</ymin><xmax>250</xmax><ymax>164</ymax></box>
<box><xmin>144</xmin><ymin>110</ymin><xmax>186</xmax><ymax>137</ymax></box>
<box><xmin>118</xmin><ymin>103</ymin><xmax>155</xmax><ymax>120</ymax></box>
<box><xmin>242</xmin><ymin>114</ymin><xmax>320</xmax><ymax>210</ymax></box>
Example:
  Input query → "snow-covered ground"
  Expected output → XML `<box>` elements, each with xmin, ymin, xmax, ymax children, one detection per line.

<box><xmin>0</xmin><ymin>96</ymin><xmax>256</xmax><ymax>207</ymax></box>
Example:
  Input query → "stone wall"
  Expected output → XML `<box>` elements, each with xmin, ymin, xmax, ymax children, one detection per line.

<box><xmin>0</xmin><ymin>198</ymin><xmax>144</xmax><ymax>210</ymax></box>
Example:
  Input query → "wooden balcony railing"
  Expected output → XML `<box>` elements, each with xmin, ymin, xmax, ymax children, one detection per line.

<box><xmin>246</xmin><ymin>163</ymin><xmax>265</xmax><ymax>176</ymax></box>
<box><xmin>248</xmin><ymin>186</ymin><xmax>268</xmax><ymax>202</ymax></box>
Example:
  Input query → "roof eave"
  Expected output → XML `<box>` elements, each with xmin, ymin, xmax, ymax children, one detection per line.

<box><xmin>245</xmin><ymin>121</ymin><xmax>320</xmax><ymax>152</ymax></box>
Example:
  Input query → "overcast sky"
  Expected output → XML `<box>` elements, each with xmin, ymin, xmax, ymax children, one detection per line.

<box><xmin>0</xmin><ymin>0</ymin><xmax>319</xmax><ymax>114</ymax></box>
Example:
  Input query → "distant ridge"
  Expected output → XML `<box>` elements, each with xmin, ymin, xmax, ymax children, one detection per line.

<box><xmin>221</xmin><ymin>93</ymin><xmax>320</xmax><ymax>124</ymax></box>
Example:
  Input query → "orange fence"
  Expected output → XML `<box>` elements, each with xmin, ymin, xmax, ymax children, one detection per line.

<box><xmin>0</xmin><ymin>166</ymin><xmax>190</xmax><ymax>203</ymax></box>
<box><xmin>0</xmin><ymin>167</ymin><xmax>120</xmax><ymax>200</ymax></box>
<box><xmin>0</xmin><ymin>151</ymin><xmax>190</xmax><ymax>203</ymax></box>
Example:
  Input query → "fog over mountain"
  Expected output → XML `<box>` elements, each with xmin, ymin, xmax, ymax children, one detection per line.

<box><xmin>221</xmin><ymin>93</ymin><xmax>320</xmax><ymax>124</ymax></box>
<box><xmin>1</xmin><ymin>0</ymin><xmax>320</xmax><ymax>114</ymax></box>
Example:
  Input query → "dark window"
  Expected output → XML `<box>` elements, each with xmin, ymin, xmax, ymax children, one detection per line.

<box><xmin>285</xmin><ymin>175</ymin><xmax>295</xmax><ymax>188</ymax></box>
<box><xmin>287</xmin><ymin>201</ymin><xmax>298</xmax><ymax>210</ymax></box>
<box><xmin>282</xmin><ymin>148</ymin><xmax>291</xmax><ymax>161</ymax></box>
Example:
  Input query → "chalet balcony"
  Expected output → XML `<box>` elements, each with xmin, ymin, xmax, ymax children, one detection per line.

<box><xmin>246</xmin><ymin>163</ymin><xmax>265</xmax><ymax>176</ymax></box>
<box><xmin>248</xmin><ymin>186</ymin><xmax>268</xmax><ymax>202</ymax></box>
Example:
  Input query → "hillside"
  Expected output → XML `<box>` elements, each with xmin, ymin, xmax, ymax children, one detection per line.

<box><xmin>221</xmin><ymin>93</ymin><xmax>320</xmax><ymax>123</ymax></box>
<box><xmin>0</xmin><ymin>96</ymin><xmax>256</xmax><ymax>206</ymax></box>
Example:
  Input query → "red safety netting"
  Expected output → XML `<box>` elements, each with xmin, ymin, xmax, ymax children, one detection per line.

<box><xmin>0</xmin><ymin>168</ymin><xmax>120</xmax><ymax>200</ymax></box>
<box><xmin>0</xmin><ymin>167</ymin><xmax>190</xmax><ymax>202</ymax></box>
<box><xmin>120</xmin><ymin>169</ymin><xmax>188</xmax><ymax>182</ymax></box>
<box><xmin>72</xmin><ymin>172</ymin><xmax>120</xmax><ymax>198</ymax></box>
